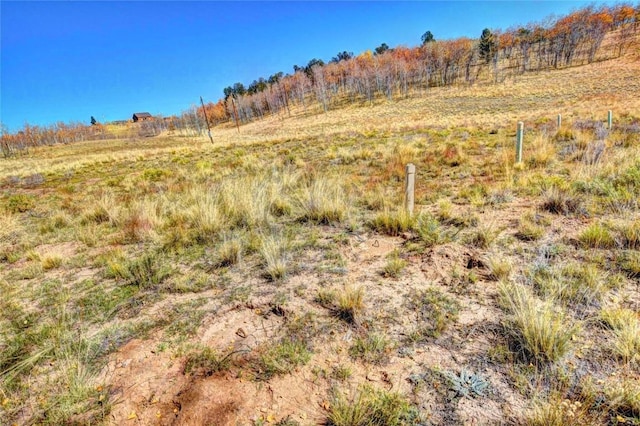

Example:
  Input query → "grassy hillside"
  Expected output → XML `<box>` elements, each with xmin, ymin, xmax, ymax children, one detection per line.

<box><xmin>1</xmin><ymin>44</ymin><xmax>639</xmax><ymax>425</ymax></box>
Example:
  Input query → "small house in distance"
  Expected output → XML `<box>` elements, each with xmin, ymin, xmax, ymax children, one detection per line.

<box><xmin>132</xmin><ymin>112</ymin><xmax>153</xmax><ymax>122</ymax></box>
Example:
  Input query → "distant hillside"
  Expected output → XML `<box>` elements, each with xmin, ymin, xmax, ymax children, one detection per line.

<box><xmin>203</xmin><ymin>4</ymin><xmax>639</xmax><ymax>127</ymax></box>
<box><xmin>1</xmin><ymin>4</ymin><xmax>638</xmax><ymax>156</ymax></box>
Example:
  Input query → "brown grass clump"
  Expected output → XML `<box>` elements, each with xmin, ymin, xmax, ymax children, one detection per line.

<box><xmin>368</xmin><ymin>209</ymin><xmax>414</xmax><ymax>236</ymax></box>
<box><xmin>327</xmin><ymin>385</ymin><xmax>418</xmax><ymax>426</ymax></box>
<box><xmin>260</xmin><ymin>233</ymin><xmax>289</xmax><ymax>281</ymax></box>
<box><xmin>600</xmin><ymin>307</ymin><xmax>640</xmax><ymax>364</ymax></box>
<box><xmin>120</xmin><ymin>199</ymin><xmax>165</xmax><ymax>243</ymax></box>
<box><xmin>440</xmin><ymin>143</ymin><xmax>468</xmax><ymax>167</ymax></box>
<box><xmin>540</xmin><ymin>187</ymin><xmax>585</xmax><ymax>216</ymax></box>
<box><xmin>526</xmin><ymin>135</ymin><xmax>557</xmax><ymax>169</ymax></box>
<box><xmin>297</xmin><ymin>177</ymin><xmax>347</xmax><ymax>224</ymax></box>
<box><xmin>579</xmin><ymin>222</ymin><xmax>616</xmax><ymax>249</ymax></box>
<box><xmin>337</xmin><ymin>285</ymin><xmax>364</xmax><ymax>324</ymax></box>
<box><xmin>385</xmin><ymin>143</ymin><xmax>419</xmax><ymax>180</ymax></box>
<box><xmin>525</xmin><ymin>394</ymin><xmax>601</xmax><ymax>426</ymax></box>
<box><xmin>499</xmin><ymin>281</ymin><xmax>579</xmax><ymax>363</ymax></box>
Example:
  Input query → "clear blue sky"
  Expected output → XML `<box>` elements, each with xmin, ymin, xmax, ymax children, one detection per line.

<box><xmin>0</xmin><ymin>1</ymin><xmax>615</xmax><ymax>131</ymax></box>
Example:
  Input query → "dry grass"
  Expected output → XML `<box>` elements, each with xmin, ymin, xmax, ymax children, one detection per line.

<box><xmin>485</xmin><ymin>255</ymin><xmax>512</xmax><ymax>281</ymax></box>
<box><xmin>381</xmin><ymin>250</ymin><xmax>407</xmax><ymax>278</ymax></box>
<box><xmin>296</xmin><ymin>177</ymin><xmax>348</xmax><ymax>224</ymax></box>
<box><xmin>337</xmin><ymin>285</ymin><xmax>365</xmax><ymax>324</ymax></box>
<box><xmin>604</xmin><ymin>376</ymin><xmax>640</xmax><ymax>419</ymax></box>
<box><xmin>579</xmin><ymin>222</ymin><xmax>616</xmax><ymax>249</ymax></box>
<box><xmin>526</xmin><ymin>135</ymin><xmax>557</xmax><ymax>169</ymax></box>
<box><xmin>499</xmin><ymin>282</ymin><xmax>579</xmax><ymax>363</ymax></box>
<box><xmin>600</xmin><ymin>307</ymin><xmax>640</xmax><ymax>364</ymax></box>
<box><xmin>368</xmin><ymin>209</ymin><xmax>414</xmax><ymax>236</ymax></box>
<box><xmin>260</xmin><ymin>233</ymin><xmax>290</xmax><ymax>281</ymax></box>
<box><xmin>525</xmin><ymin>394</ymin><xmax>601</xmax><ymax>426</ymax></box>
<box><xmin>327</xmin><ymin>385</ymin><xmax>418</xmax><ymax>426</ymax></box>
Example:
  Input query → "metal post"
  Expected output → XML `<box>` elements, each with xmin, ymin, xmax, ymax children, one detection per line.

<box><xmin>608</xmin><ymin>110</ymin><xmax>613</xmax><ymax>130</ymax></box>
<box><xmin>405</xmin><ymin>163</ymin><xmax>415</xmax><ymax>216</ymax></box>
<box><xmin>557</xmin><ymin>114</ymin><xmax>562</xmax><ymax>129</ymax></box>
<box><xmin>516</xmin><ymin>122</ymin><xmax>524</xmax><ymax>163</ymax></box>
<box><xmin>200</xmin><ymin>96</ymin><xmax>214</xmax><ymax>145</ymax></box>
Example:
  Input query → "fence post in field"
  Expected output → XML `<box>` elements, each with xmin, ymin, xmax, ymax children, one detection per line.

<box><xmin>405</xmin><ymin>163</ymin><xmax>415</xmax><ymax>216</ymax></box>
<box><xmin>608</xmin><ymin>110</ymin><xmax>613</xmax><ymax>130</ymax></box>
<box><xmin>557</xmin><ymin>114</ymin><xmax>562</xmax><ymax>130</ymax></box>
<box><xmin>200</xmin><ymin>96</ymin><xmax>214</xmax><ymax>145</ymax></box>
<box><xmin>516</xmin><ymin>122</ymin><xmax>524</xmax><ymax>163</ymax></box>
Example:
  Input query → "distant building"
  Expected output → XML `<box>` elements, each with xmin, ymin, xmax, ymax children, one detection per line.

<box><xmin>132</xmin><ymin>112</ymin><xmax>153</xmax><ymax>122</ymax></box>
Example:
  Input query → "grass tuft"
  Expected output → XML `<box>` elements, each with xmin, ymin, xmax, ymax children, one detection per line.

<box><xmin>297</xmin><ymin>178</ymin><xmax>347</xmax><ymax>224</ymax></box>
<box><xmin>327</xmin><ymin>385</ymin><xmax>419</xmax><ymax>426</ymax></box>
<box><xmin>485</xmin><ymin>255</ymin><xmax>512</xmax><ymax>281</ymax></box>
<box><xmin>381</xmin><ymin>250</ymin><xmax>407</xmax><ymax>278</ymax></box>
<box><xmin>368</xmin><ymin>209</ymin><xmax>414</xmax><ymax>236</ymax></box>
<box><xmin>515</xmin><ymin>212</ymin><xmax>547</xmax><ymax>241</ymax></box>
<box><xmin>541</xmin><ymin>187</ymin><xmax>585</xmax><ymax>216</ymax></box>
<box><xmin>615</xmin><ymin>220</ymin><xmax>640</xmax><ymax>250</ymax></box>
<box><xmin>211</xmin><ymin>234</ymin><xmax>243</xmax><ymax>268</ymax></box>
<box><xmin>112</xmin><ymin>252</ymin><xmax>171</xmax><ymax>289</ymax></box>
<box><xmin>531</xmin><ymin>263</ymin><xmax>610</xmax><ymax>306</ymax></box>
<box><xmin>499</xmin><ymin>281</ymin><xmax>579</xmax><ymax>363</ymax></box>
<box><xmin>187</xmin><ymin>188</ymin><xmax>225</xmax><ymax>242</ymax></box>
<box><xmin>603</xmin><ymin>376</ymin><xmax>640</xmax><ymax>419</ymax></box>
<box><xmin>258</xmin><ymin>340</ymin><xmax>311</xmax><ymax>380</ymax></box>
<box><xmin>468</xmin><ymin>223</ymin><xmax>500</xmax><ymax>249</ymax></box>
<box><xmin>600</xmin><ymin>307</ymin><xmax>640</xmax><ymax>364</ymax></box>
<box><xmin>525</xmin><ymin>394</ymin><xmax>599</xmax><ymax>426</ymax></box>
<box><xmin>184</xmin><ymin>345</ymin><xmax>237</xmax><ymax>376</ymax></box>
<box><xmin>337</xmin><ymin>286</ymin><xmax>364</xmax><ymax>324</ymax></box>
<box><xmin>41</xmin><ymin>254</ymin><xmax>63</xmax><ymax>270</ymax></box>
<box><xmin>579</xmin><ymin>222</ymin><xmax>616</xmax><ymax>249</ymax></box>
<box><xmin>408</xmin><ymin>288</ymin><xmax>460</xmax><ymax>340</ymax></box>
<box><xmin>349</xmin><ymin>333</ymin><xmax>390</xmax><ymax>364</ymax></box>
<box><xmin>618</xmin><ymin>250</ymin><xmax>640</xmax><ymax>278</ymax></box>
<box><xmin>260</xmin><ymin>233</ymin><xmax>290</xmax><ymax>281</ymax></box>
<box><xmin>526</xmin><ymin>135</ymin><xmax>557</xmax><ymax>169</ymax></box>
<box><xmin>414</xmin><ymin>214</ymin><xmax>455</xmax><ymax>247</ymax></box>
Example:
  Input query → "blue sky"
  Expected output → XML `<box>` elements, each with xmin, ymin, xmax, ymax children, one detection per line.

<box><xmin>0</xmin><ymin>1</ymin><xmax>615</xmax><ymax>131</ymax></box>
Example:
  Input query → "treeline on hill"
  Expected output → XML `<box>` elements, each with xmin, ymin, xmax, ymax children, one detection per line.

<box><xmin>1</xmin><ymin>4</ymin><xmax>638</xmax><ymax>157</ymax></box>
<box><xmin>208</xmin><ymin>4</ymin><xmax>639</xmax><ymax>124</ymax></box>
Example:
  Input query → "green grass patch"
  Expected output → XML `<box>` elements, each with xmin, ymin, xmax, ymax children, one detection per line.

<box><xmin>327</xmin><ymin>385</ymin><xmax>421</xmax><ymax>426</ymax></box>
<box><xmin>407</xmin><ymin>288</ymin><xmax>460</xmax><ymax>340</ymax></box>
<box><xmin>258</xmin><ymin>340</ymin><xmax>312</xmax><ymax>380</ymax></box>
<box><xmin>349</xmin><ymin>333</ymin><xmax>390</xmax><ymax>364</ymax></box>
